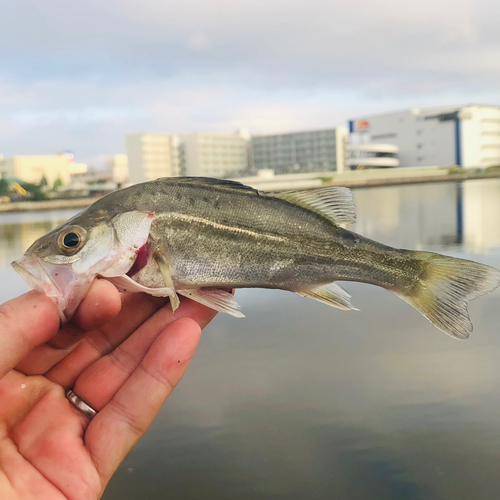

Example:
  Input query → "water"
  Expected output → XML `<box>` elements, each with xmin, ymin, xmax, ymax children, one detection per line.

<box><xmin>2</xmin><ymin>180</ymin><xmax>500</xmax><ymax>500</ymax></box>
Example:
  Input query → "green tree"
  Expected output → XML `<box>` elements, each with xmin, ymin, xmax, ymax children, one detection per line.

<box><xmin>0</xmin><ymin>178</ymin><xmax>9</xmax><ymax>196</ymax></box>
<box><xmin>53</xmin><ymin>177</ymin><xmax>63</xmax><ymax>190</ymax></box>
<box><xmin>40</xmin><ymin>175</ymin><xmax>48</xmax><ymax>188</ymax></box>
<box><xmin>19</xmin><ymin>182</ymin><xmax>48</xmax><ymax>201</ymax></box>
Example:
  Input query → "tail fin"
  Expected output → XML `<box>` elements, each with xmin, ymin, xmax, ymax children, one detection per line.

<box><xmin>394</xmin><ymin>252</ymin><xmax>500</xmax><ymax>340</ymax></box>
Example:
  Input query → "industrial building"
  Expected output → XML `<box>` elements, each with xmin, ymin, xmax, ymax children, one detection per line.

<box><xmin>126</xmin><ymin>134</ymin><xmax>181</xmax><ymax>184</ymax></box>
<box><xmin>178</xmin><ymin>131</ymin><xmax>250</xmax><ymax>177</ymax></box>
<box><xmin>251</xmin><ymin>127</ymin><xmax>348</xmax><ymax>174</ymax></box>
<box><xmin>348</xmin><ymin>105</ymin><xmax>500</xmax><ymax>168</ymax></box>
<box><xmin>0</xmin><ymin>155</ymin><xmax>72</xmax><ymax>185</ymax></box>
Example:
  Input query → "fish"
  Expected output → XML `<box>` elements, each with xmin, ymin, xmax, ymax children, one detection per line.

<box><xmin>11</xmin><ymin>177</ymin><xmax>500</xmax><ymax>339</ymax></box>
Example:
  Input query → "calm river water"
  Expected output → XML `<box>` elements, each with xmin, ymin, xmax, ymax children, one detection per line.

<box><xmin>2</xmin><ymin>180</ymin><xmax>500</xmax><ymax>500</ymax></box>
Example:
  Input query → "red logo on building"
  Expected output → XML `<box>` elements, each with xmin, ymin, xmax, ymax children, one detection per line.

<box><xmin>357</xmin><ymin>120</ymin><xmax>370</xmax><ymax>131</ymax></box>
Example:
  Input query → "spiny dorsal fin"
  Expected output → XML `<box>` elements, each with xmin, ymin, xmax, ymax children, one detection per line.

<box><xmin>158</xmin><ymin>177</ymin><xmax>259</xmax><ymax>194</ymax></box>
<box><xmin>296</xmin><ymin>282</ymin><xmax>358</xmax><ymax>311</ymax></box>
<box><xmin>268</xmin><ymin>187</ymin><xmax>356</xmax><ymax>224</ymax></box>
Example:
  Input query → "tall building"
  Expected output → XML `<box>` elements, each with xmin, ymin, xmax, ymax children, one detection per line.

<box><xmin>348</xmin><ymin>105</ymin><xmax>500</xmax><ymax>168</ymax></box>
<box><xmin>107</xmin><ymin>154</ymin><xmax>129</xmax><ymax>184</ymax></box>
<box><xmin>126</xmin><ymin>134</ymin><xmax>180</xmax><ymax>183</ymax></box>
<box><xmin>250</xmin><ymin>127</ymin><xmax>348</xmax><ymax>174</ymax></box>
<box><xmin>178</xmin><ymin>132</ymin><xmax>249</xmax><ymax>177</ymax></box>
<box><xmin>0</xmin><ymin>155</ymin><xmax>71</xmax><ymax>185</ymax></box>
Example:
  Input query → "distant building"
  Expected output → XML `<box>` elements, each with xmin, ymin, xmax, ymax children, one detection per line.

<box><xmin>69</xmin><ymin>163</ymin><xmax>88</xmax><ymax>176</ymax></box>
<box><xmin>347</xmin><ymin>143</ymin><xmax>400</xmax><ymax>169</ymax></box>
<box><xmin>107</xmin><ymin>154</ymin><xmax>128</xmax><ymax>184</ymax></box>
<box><xmin>348</xmin><ymin>105</ymin><xmax>500</xmax><ymax>168</ymax></box>
<box><xmin>126</xmin><ymin>134</ymin><xmax>180</xmax><ymax>183</ymax></box>
<box><xmin>126</xmin><ymin>132</ymin><xmax>249</xmax><ymax>182</ymax></box>
<box><xmin>0</xmin><ymin>155</ymin><xmax>71</xmax><ymax>185</ymax></box>
<box><xmin>250</xmin><ymin>127</ymin><xmax>348</xmax><ymax>174</ymax></box>
<box><xmin>178</xmin><ymin>132</ymin><xmax>249</xmax><ymax>178</ymax></box>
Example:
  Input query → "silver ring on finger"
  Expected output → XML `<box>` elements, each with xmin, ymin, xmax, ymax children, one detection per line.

<box><xmin>66</xmin><ymin>389</ymin><xmax>98</xmax><ymax>420</ymax></box>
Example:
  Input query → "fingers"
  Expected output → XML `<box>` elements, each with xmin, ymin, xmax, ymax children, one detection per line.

<box><xmin>45</xmin><ymin>292</ymin><xmax>169</xmax><ymax>388</ymax></box>
<box><xmin>70</xmin><ymin>279</ymin><xmax>123</xmax><ymax>334</ymax></box>
<box><xmin>84</xmin><ymin>317</ymin><xmax>202</xmax><ymax>484</ymax></box>
<box><xmin>15</xmin><ymin>279</ymin><xmax>123</xmax><ymax>376</ymax></box>
<box><xmin>0</xmin><ymin>291</ymin><xmax>60</xmax><ymax>379</ymax></box>
<box><xmin>71</xmin><ymin>296</ymin><xmax>218</xmax><ymax>411</ymax></box>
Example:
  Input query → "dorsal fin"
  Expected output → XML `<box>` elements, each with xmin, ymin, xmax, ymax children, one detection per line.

<box><xmin>158</xmin><ymin>176</ymin><xmax>259</xmax><ymax>194</ymax></box>
<box><xmin>267</xmin><ymin>187</ymin><xmax>356</xmax><ymax>224</ymax></box>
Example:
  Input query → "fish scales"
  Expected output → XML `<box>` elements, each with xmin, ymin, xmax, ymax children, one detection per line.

<box><xmin>12</xmin><ymin>177</ymin><xmax>500</xmax><ymax>339</ymax></box>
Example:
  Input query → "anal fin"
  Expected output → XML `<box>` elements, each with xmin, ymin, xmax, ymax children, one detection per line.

<box><xmin>296</xmin><ymin>282</ymin><xmax>358</xmax><ymax>311</ymax></box>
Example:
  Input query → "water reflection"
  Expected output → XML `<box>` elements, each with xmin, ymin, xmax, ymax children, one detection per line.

<box><xmin>1</xmin><ymin>182</ymin><xmax>500</xmax><ymax>500</ymax></box>
<box><xmin>351</xmin><ymin>179</ymin><xmax>500</xmax><ymax>254</ymax></box>
<box><xmin>462</xmin><ymin>180</ymin><xmax>500</xmax><ymax>253</ymax></box>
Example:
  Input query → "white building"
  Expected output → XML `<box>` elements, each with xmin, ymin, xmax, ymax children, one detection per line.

<box><xmin>178</xmin><ymin>132</ymin><xmax>249</xmax><ymax>178</ymax></box>
<box><xmin>348</xmin><ymin>105</ymin><xmax>500</xmax><ymax>168</ymax></box>
<box><xmin>107</xmin><ymin>154</ymin><xmax>128</xmax><ymax>184</ymax></box>
<box><xmin>347</xmin><ymin>143</ymin><xmax>399</xmax><ymax>169</ymax></box>
<box><xmin>0</xmin><ymin>155</ymin><xmax>71</xmax><ymax>185</ymax></box>
<box><xmin>251</xmin><ymin>127</ymin><xmax>348</xmax><ymax>174</ymax></box>
<box><xmin>126</xmin><ymin>134</ymin><xmax>180</xmax><ymax>183</ymax></box>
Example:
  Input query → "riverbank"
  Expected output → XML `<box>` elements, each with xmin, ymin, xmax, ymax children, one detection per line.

<box><xmin>0</xmin><ymin>197</ymin><xmax>95</xmax><ymax>213</ymax></box>
<box><xmin>1</xmin><ymin>168</ymin><xmax>500</xmax><ymax>213</ymax></box>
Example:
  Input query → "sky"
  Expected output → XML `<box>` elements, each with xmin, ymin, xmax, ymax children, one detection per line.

<box><xmin>0</xmin><ymin>0</ymin><xmax>499</xmax><ymax>167</ymax></box>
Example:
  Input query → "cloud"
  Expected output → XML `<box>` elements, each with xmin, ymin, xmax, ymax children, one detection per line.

<box><xmin>0</xmin><ymin>0</ymin><xmax>499</xmax><ymax>164</ymax></box>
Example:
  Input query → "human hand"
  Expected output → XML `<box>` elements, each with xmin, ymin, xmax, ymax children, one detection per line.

<box><xmin>0</xmin><ymin>280</ymin><xmax>218</xmax><ymax>500</ymax></box>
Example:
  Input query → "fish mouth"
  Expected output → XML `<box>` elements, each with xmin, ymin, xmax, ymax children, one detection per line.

<box><xmin>12</xmin><ymin>255</ymin><xmax>89</xmax><ymax>323</ymax></box>
<box><xmin>12</xmin><ymin>256</ymin><xmax>60</xmax><ymax>295</ymax></box>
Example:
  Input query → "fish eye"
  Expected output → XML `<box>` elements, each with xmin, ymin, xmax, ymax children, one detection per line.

<box><xmin>63</xmin><ymin>232</ymin><xmax>80</xmax><ymax>248</ymax></box>
<box><xmin>57</xmin><ymin>226</ymin><xmax>86</xmax><ymax>254</ymax></box>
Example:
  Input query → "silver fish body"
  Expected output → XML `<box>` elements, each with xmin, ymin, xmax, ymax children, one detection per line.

<box><xmin>12</xmin><ymin>177</ymin><xmax>500</xmax><ymax>339</ymax></box>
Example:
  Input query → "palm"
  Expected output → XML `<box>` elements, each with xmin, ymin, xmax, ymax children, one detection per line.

<box><xmin>0</xmin><ymin>282</ymin><xmax>218</xmax><ymax>500</ymax></box>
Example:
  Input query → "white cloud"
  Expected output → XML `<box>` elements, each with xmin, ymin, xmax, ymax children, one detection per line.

<box><xmin>0</xmin><ymin>0</ymin><xmax>499</xmax><ymax>163</ymax></box>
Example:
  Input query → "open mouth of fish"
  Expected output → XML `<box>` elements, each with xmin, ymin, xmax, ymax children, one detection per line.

<box><xmin>12</xmin><ymin>255</ymin><xmax>85</xmax><ymax>321</ymax></box>
<box><xmin>12</xmin><ymin>256</ymin><xmax>60</xmax><ymax>295</ymax></box>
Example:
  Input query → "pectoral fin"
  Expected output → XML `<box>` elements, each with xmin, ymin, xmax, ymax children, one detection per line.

<box><xmin>178</xmin><ymin>288</ymin><xmax>245</xmax><ymax>318</ymax></box>
<box><xmin>105</xmin><ymin>275</ymin><xmax>176</xmax><ymax>298</ymax></box>
<box><xmin>153</xmin><ymin>245</ymin><xmax>180</xmax><ymax>311</ymax></box>
<box><xmin>296</xmin><ymin>282</ymin><xmax>358</xmax><ymax>311</ymax></box>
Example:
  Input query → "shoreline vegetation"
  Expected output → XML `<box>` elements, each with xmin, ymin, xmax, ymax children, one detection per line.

<box><xmin>1</xmin><ymin>166</ymin><xmax>500</xmax><ymax>214</ymax></box>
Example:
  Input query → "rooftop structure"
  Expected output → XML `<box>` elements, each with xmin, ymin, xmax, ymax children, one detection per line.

<box><xmin>347</xmin><ymin>143</ymin><xmax>399</xmax><ymax>169</ymax></box>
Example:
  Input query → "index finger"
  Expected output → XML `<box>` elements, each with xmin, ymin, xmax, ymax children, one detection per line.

<box><xmin>15</xmin><ymin>279</ymin><xmax>124</xmax><ymax>376</ymax></box>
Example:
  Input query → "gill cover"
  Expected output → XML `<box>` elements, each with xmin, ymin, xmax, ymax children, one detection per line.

<box><xmin>12</xmin><ymin>211</ymin><xmax>154</xmax><ymax>323</ymax></box>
